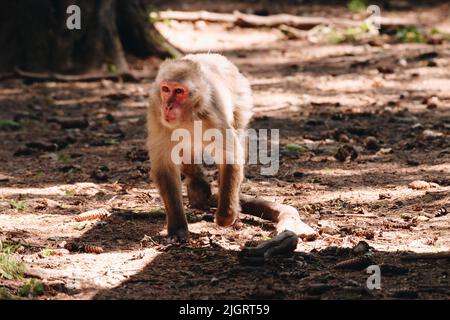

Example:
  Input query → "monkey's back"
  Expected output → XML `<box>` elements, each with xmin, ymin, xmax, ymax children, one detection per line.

<box><xmin>183</xmin><ymin>53</ymin><xmax>253</xmax><ymax>129</ymax></box>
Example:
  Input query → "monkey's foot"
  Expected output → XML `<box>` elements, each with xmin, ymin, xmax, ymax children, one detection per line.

<box><xmin>215</xmin><ymin>209</ymin><xmax>237</xmax><ymax>227</ymax></box>
<box><xmin>167</xmin><ymin>227</ymin><xmax>189</xmax><ymax>243</ymax></box>
<box><xmin>276</xmin><ymin>215</ymin><xmax>318</xmax><ymax>241</ymax></box>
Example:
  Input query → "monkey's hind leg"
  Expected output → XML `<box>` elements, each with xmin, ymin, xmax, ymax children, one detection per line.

<box><xmin>182</xmin><ymin>164</ymin><xmax>212</xmax><ymax>211</ymax></box>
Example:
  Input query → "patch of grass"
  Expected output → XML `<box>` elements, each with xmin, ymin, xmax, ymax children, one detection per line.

<box><xmin>0</xmin><ymin>254</ymin><xmax>25</xmax><ymax>280</ymax></box>
<box><xmin>64</xmin><ymin>189</ymin><xmax>76</xmax><ymax>197</ymax></box>
<box><xmin>347</xmin><ymin>0</ymin><xmax>366</xmax><ymax>13</ymax></box>
<box><xmin>107</xmin><ymin>63</ymin><xmax>118</xmax><ymax>74</ymax></box>
<box><xmin>105</xmin><ymin>138</ymin><xmax>120</xmax><ymax>145</ymax></box>
<box><xmin>321</xmin><ymin>167</ymin><xmax>333</xmax><ymax>175</ymax></box>
<box><xmin>18</xmin><ymin>279</ymin><xmax>44</xmax><ymax>297</ymax></box>
<box><xmin>327</xmin><ymin>22</ymin><xmax>377</xmax><ymax>44</ymax></box>
<box><xmin>148</xmin><ymin>5</ymin><xmax>160</xmax><ymax>24</ymax></box>
<box><xmin>285</xmin><ymin>144</ymin><xmax>307</xmax><ymax>154</ymax></box>
<box><xmin>396</xmin><ymin>27</ymin><xmax>425</xmax><ymax>43</ymax></box>
<box><xmin>430</xmin><ymin>27</ymin><xmax>450</xmax><ymax>41</ymax></box>
<box><xmin>0</xmin><ymin>120</ymin><xmax>21</xmax><ymax>131</ymax></box>
<box><xmin>0</xmin><ymin>287</ymin><xmax>15</xmax><ymax>299</ymax></box>
<box><xmin>46</xmin><ymin>152</ymin><xmax>72</xmax><ymax>164</ymax></box>
<box><xmin>10</xmin><ymin>200</ymin><xmax>27</xmax><ymax>211</ymax></box>
<box><xmin>40</xmin><ymin>249</ymin><xmax>54</xmax><ymax>257</ymax></box>
<box><xmin>0</xmin><ymin>240</ymin><xmax>23</xmax><ymax>254</ymax></box>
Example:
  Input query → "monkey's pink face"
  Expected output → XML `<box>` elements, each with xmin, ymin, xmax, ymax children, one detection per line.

<box><xmin>159</xmin><ymin>80</ymin><xmax>190</xmax><ymax>124</ymax></box>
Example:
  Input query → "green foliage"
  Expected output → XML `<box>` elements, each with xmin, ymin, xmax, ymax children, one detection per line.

<box><xmin>430</xmin><ymin>28</ymin><xmax>450</xmax><ymax>40</ymax></box>
<box><xmin>64</xmin><ymin>189</ymin><xmax>76</xmax><ymax>197</ymax></box>
<box><xmin>107</xmin><ymin>63</ymin><xmax>118</xmax><ymax>74</ymax></box>
<box><xmin>40</xmin><ymin>249</ymin><xmax>54</xmax><ymax>257</ymax></box>
<box><xmin>0</xmin><ymin>254</ymin><xmax>24</xmax><ymax>280</ymax></box>
<box><xmin>285</xmin><ymin>144</ymin><xmax>307</xmax><ymax>154</ymax></box>
<box><xmin>328</xmin><ymin>22</ymin><xmax>376</xmax><ymax>44</ymax></box>
<box><xmin>46</xmin><ymin>152</ymin><xmax>72</xmax><ymax>164</ymax></box>
<box><xmin>347</xmin><ymin>0</ymin><xmax>367</xmax><ymax>13</ymax></box>
<box><xmin>0</xmin><ymin>287</ymin><xmax>14</xmax><ymax>299</ymax></box>
<box><xmin>148</xmin><ymin>5</ymin><xmax>160</xmax><ymax>24</ymax></box>
<box><xmin>10</xmin><ymin>200</ymin><xmax>27</xmax><ymax>211</ymax></box>
<box><xmin>0</xmin><ymin>120</ymin><xmax>21</xmax><ymax>131</ymax></box>
<box><xmin>396</xmin><ymin>27</ymin><xmax>425</xmax><ymax>43</ymax></box>
<box><xmin>0</xmin><ymin>240</ymin><xmax>22</xmax><ymax>254</ymax></box>
<box><xmin>18</xmin><ymin>279</ymin><xmax>44</xmax><ymax>297</ymax></box>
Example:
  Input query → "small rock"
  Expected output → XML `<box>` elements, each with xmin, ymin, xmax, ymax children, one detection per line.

<box><xmin>424</xmin><ymin>96</ymin><xmax>439</xmax><ymax>109</ymax></box>
<box><xmin>414</xmin><ymin>215</ymin><xmax>430</xmax><ymax>222</ymax></box>
<box><xmin>399</xmin><ymin>91</ymin><xmax>410</xmax><ymax>99</ymax></box>
<box><xmin>422</xmin><ymin>129</ymin><xmax>443</xmax><ymax>139</ymax></box>
<box><xmin>91</xmin><ymin>168</ymin><xmax>109</xmax><ymax>182</ymax></box>
<box><xmin>365</xmin><ymin>136</ymin><xmax>380</xmax><ymax>151</ymax></box>
<box><xmin>376</xmin><ymin>148</ymin><xmax>392</xmax><ymax>155</ymax></box>
<box><xmin>411</xmin><ymin>123</ymin><xmax>423</xmax><ymax>130</ymax></box>
<box><xmin>408</xmin><ymin>180</ymin><xmax>438</xmax><ymax>190</ymax></box>
<box><xmin>352</xmin><ymin>241</ymin><xmax>371</xmax><ymax>255</ymax></box>
<box><xmin>293</xmin><ymin>171</ymin><xmax>304</xmax><ymax>179</ymax></box>
<box><xmin>26</xmin><ymin>141</ymin><xmax>58</xmax><ymax>152</ymax></box>
<box><xmin>427</xmin><ymin>60</ymin><xmax>438</xmax><ymax>67</ymax></box>
<box><xmin>398</xmin><ymin>58</ymin><xmax>408</xmax><ymax>67</ymax></box>
<box><xmin>406</xmin><ymin>159</ymin><xmax>420</xmax><ymax>166</ymax></box>
<box><xmin>334</xmin><ymin>144</ymin><xmax>358</xmax><ymax>162</ymax></box>
<box><xmin>378</xmin><ymin>193</ymin><xmax>392</xmax><ymax>200</ymax></box>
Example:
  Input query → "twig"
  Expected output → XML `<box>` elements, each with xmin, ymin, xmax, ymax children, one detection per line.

<box><xmin>157</xmin><ymin>10</ymin><xmax>417</xmax><ymax>30</ymax></box>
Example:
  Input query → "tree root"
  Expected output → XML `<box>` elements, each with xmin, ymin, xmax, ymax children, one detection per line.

<box><xmin>14</xmin><ymin>67</ymin><xmax>154</xmax><ymax>82</ymax></box>
<box><xmin>157</xmin><ymin>10</ymin><xmax>417</xmax><ymax>31</ymax></box>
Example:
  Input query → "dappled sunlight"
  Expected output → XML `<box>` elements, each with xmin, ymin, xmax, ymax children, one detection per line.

<box><xmin>305</xmin><ymin>162</ymin><xmax>450</xmax><ymax>178</ymax></box>
<box><xmin>25</xmin><ymin>247</ymin><xmax>161</xmax><ymax>294</ymax></box>
<box><xmin>156</xmin><ymin>20</ymin><xmax>283</xmax><ymax>52</ymax></box>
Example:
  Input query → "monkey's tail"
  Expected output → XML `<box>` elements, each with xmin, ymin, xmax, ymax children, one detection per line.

<box><xmin>210</xmin><ymin>194</ymin><xmax>318</xmax><ymax>241</ymax></box>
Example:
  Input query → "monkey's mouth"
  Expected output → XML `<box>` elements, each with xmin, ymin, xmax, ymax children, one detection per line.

<box><xmin>163</xmin><ymin>104</ymin><xmax>180</xmax><ymax>122</ymax></box>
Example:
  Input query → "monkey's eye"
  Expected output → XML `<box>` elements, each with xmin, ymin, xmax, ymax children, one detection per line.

<box><xmin>174</xmin><ymin>88</ymin><xmax>184</xmax><ymax>95</ymax></box>
<box><xmin>161</xmin><ymin>86</ymin><xmax>170</xmax><ymax>93</ymax></box>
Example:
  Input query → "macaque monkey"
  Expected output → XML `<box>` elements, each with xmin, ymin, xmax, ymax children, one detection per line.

<box><xmin>147</xmin><ymin>53</ymin><xmax>253</xmax><ymax>242</ymax></box>
<box><xmin>147</xmin><ymin>53</ymin><xmax>317</xmax><ymax>243</ymax></box>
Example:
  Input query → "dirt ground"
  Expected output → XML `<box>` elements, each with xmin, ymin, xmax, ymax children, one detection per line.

<box><xmin>0</xmin><ymin>1</ymin><xmax>449</xmax><ymax>299</ymax></box>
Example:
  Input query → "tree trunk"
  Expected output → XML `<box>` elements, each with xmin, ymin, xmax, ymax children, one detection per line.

<box><xmin>0</xmin><ymin>0</ymin><xmax>181</xmax><ymax>74</ymax></box>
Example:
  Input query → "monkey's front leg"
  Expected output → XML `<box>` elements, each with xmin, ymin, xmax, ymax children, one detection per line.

<box><xmin>151</xmin><ymin>165</ymin><xmax>188</xmax><ymax>242</ymax></box>
<box><xmin>215</xmin><ymin>163</ymin><xmax>243</xmax><ymax>227</ymax></box>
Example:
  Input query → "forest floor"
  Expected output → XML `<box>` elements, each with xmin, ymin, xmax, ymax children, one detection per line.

<box><xmin>0</xmin><ymin>2</ymin><xmax>449</xmax><ymax>299</ymax></box>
